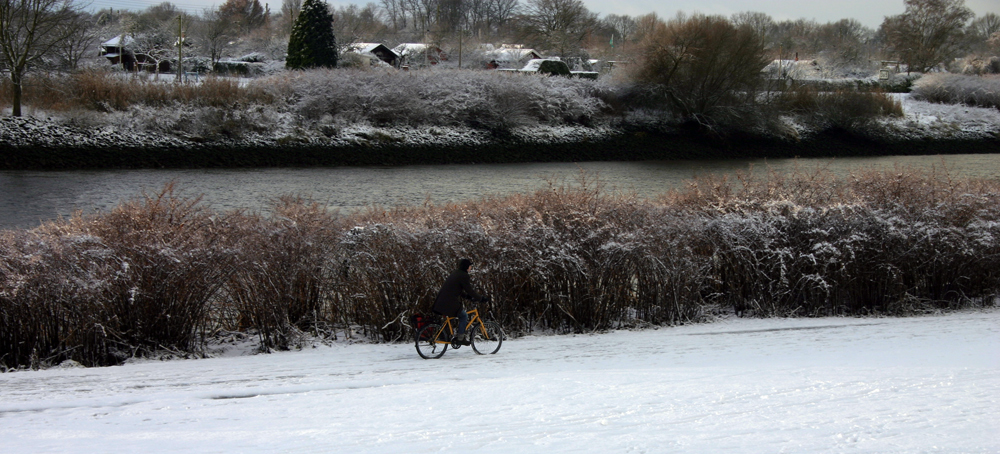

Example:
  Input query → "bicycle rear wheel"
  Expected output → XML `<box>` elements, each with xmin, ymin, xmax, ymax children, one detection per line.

<box><xmin>471</xmin><ymin>320</ymin><xmax>503</xmax><ymax>355</ymax></box>
<box><xmin>416</xmin><ymin>324</ymin><xmax>448</xmax><ymax>359</ymax></box>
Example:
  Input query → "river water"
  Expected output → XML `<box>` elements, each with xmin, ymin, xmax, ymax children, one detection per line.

<box><xmin>2</xmin><ymin>154</ymin><xmax>999</xmax><ymax>231</ymax></box>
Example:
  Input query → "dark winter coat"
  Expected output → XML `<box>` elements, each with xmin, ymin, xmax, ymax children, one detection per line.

<box><xmin>432</xmin><ymin>268</ymin><xmax>484</xmax><ymax>317</ymax></box>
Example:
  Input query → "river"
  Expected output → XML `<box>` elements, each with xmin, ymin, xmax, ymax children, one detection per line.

<box><xmin>2</xmin><ymin>154</ymin><xmax>999</xmax><ymax>231</ymax></box>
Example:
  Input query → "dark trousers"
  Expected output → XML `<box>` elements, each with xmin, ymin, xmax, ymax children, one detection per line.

<box><xmin>456</xmin><ymin>310</ymin><xmax>469</xmax><ymax>335</ymax></box>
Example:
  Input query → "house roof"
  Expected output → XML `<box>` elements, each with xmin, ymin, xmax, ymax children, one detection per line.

<box><xmin>520</xmin><ymin>59</ymin><xmax>551</xmax><ymax>71</ymax></box>
<box><xmin>346</xmin><ymin>42</ymin><xmax>399</xmax><ymax>57</ymax></box>
<box><xmin>485</xmin><ymin>48</ymin><xmax>541</xmax><ymax>62</ymax></box>
<box><xmin>392</xmin><ymin>43</ymin><xmax>442</xmax><ymax>57</ymax></box>
<box><xmin>101</xmin><ymin>35</ymin><xmax>134</xmax><ymax>48</ymax></box>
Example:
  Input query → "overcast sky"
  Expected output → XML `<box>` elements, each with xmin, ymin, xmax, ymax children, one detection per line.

<box><xmin>86</xmin><ymin>0</ymin><xmax>997</xmax><ymax>29</ymax></box>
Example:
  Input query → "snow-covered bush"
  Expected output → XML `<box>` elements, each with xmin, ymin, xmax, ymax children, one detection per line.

<box><xmin>771</xmin><ymin>87</ymin><xmax>903</xmax><ymax>135</ymax></box>
<box><xmin>2</xmin><ymin>169</ymin><xmax>999</xmax><ymax>369</ymax></box>
<box><xmin>960</xmin><ymin>57</ymin><xmax>1000</xmax><ymax>75</ymax></box>
<box><xmin>0</xmin><ymin>185</ymin><xmax>239</xmax><ymax>368</ymax></box>
<box><xmin>116</xmin><ymin>103</ymin><xmax>282</xmax><ymax>139</ymax></box>
<box><xmin>632</xmin><ymin>14</ymin><xmax>769</xmax><ymax>129</ymax></box>
<box><xmin>912</xmin><ymin>73</ymin><xmax>1000</xmax><ymax>110</ymax></box>
<box><xmin>264</xmin><ymin>68</ymin><xmax>607</xmax><ymax>130</ymax></box>
<box><xmin>222</xmin><ymin>197</ymin><xmax>343</xmax><ymax>351</ymax></box>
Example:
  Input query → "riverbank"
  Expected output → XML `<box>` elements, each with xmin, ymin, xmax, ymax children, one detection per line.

<box><xmin>1</xmin><ymin>119</ymin><xmax>998</xmax><ymax>170</ymax></box>
<box><xmin>1</xmin><ymin>93</ymin><xmax>998</xmax><ymax>169</ymax></box>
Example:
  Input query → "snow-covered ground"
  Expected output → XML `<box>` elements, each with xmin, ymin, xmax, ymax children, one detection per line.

<box><xmin>2</xmin><ymin>309</ymin><xmax>998</xmax><ymax>453</ymax></box>
<box><xmin>888</xmin><ymin>94</ymin><xmax>1000</xmax><ymax>140</ymax></box>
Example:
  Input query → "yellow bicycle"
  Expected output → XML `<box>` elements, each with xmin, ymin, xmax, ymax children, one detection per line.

<box><xmin>415</xmin><ymin>308</ymin><xmax>504</xmax><ymax>359</ymax></box>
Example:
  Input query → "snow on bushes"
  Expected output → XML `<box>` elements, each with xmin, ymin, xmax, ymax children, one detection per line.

<box><xmin>267</xmin><ymin>68</ymin><xmax>608</xmax><ymax>129</ymax></box>
<box><xmin>2</xmin><ymin>68</ymin><xmax>975</xmax><ymax>144</ymax></box>
<box><xmin>912</xmin><ymin>73</ymin><xmax>1000</xmax><ymax>110</ymax></box>
<box><xmin>2</xmin><ymin>169</ymin><xmax>999</xmax><ymax>369</ymax></box>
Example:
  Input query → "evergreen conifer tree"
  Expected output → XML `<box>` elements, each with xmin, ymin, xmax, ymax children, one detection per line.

<box><xmin>286</xmin><ymin>0</ymin><xmax>337</xmax><ymax>69</ymax></box>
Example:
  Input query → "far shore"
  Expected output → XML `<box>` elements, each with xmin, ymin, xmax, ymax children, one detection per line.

<box><xmin>2</xmin><ymin>123</ymin><xmax>998</xmax><ymax>170</ymax></box>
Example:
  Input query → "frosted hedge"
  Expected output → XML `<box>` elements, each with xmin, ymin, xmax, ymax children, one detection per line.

<box><xmin>2</xmin><ymin>169</ymin><xmax>999</xmax><ymax>369</ymax></box>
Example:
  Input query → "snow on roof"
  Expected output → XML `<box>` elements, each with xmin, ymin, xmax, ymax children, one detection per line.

<box><xmin>100</xmin><ymin>35</ymin><xmax>134</xmax><ymax>47</ymax></box>
<box><xmin>345</xmin><ymin>42</ymin><xmax>397</xmax><ymax>56</ymax></box>
<box><xmin>520</xmin><ymin>58</ymin><xmax>564</xmax><ymax>71</ymax></box>
<box><xmin>485</xmin><ymin>48</ymin><xmax>540</xmax><ymax>62</ymax></box>
<box><xmin>393</xmin><ymin>43</ymin><xmax>430</xmax><ymax>56</ymax></box>
<box><xmin>764</xmin><ymin>59</ymin><xmax>821</xmax><ymax>78</ymax></box>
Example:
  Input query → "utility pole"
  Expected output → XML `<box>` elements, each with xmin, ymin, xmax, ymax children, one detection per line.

<box><xmin>176</xmin><ymin>15</ymin><xmax>184</xmax><ymax>82</ymax></box>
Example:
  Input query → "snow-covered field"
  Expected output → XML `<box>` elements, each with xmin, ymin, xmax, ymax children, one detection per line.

<box><xmin>2</xmin><ymin>309</ymin><xmax>998</xmax><ymax>453</ymax></box>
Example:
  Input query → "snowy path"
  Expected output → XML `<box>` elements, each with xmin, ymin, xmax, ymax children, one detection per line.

<box><xmin>2</xmin><ymin>310</ymin><xmax>998</xmax><ymax>453</ymax></box>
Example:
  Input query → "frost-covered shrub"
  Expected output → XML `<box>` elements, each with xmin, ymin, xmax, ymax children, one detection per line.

<box><xmin>264</xmin><ymin>68</ymin><xmax>607</xmax><ymax>129</ymax></box>
<box><xmin>0</xmin><ymin>185</ymin><xmax>238</xmax><ymax>368</ymax></box>
<box><xmin>878</xmin><ymin>73</ymin><xmax>921</xmax><ymax>93</ymax></box>
<box><xmin>961</xmin><ymin>57</ymin><xmax>1000</xmax><ymax>76</ymax></box>
<box><xmin>773</xmin><ymin>87</ymin><xmax>903</xmax><ymax>133</ymax></box>
<box><xmin>223</xmin><ymin>197</ymin><xmax>343</xmax><ymax>351</ymax></box>
<box><xmin>115</xmin><ymin>103</ymin><xmax>281</xmax><ymax>139</ymax></box>
<box><xmin>666</xmin><ymin>167</ymin><xmax>1000</xmax><ymax>316</ymax></box>
<box><xmin>213</xmin><ymin>60</ymin><xmax>265</xmax><ymax>77</ymax></box>
<box><xmin>912</xmin><ymin>73</ymin><xmax>1000</xmax><ymax>110</ymax></box>
<box><xmin>65</xmin><ymin>70</ymin><xmax>272</xmax><ymax>112</ymax></box>
<box><xmin>342</xmin><ymin>175</ymin><xmax>709</xmax><ymax>335</ymax></box>
<box><xmin>3</xmin><ymin>169</ymin><xmax>999</xmax><ymax>369</ymax></box>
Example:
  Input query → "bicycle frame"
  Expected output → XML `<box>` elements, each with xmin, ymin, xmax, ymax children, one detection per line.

<box><xmin>430</xmin><ymin>308</ymin><xmax>492</xmax><ymax>344</ymax></box>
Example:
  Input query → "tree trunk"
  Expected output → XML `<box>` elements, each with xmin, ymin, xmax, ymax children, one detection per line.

<box><xmin>10</xmin><ymin>71</ymin><xmax>23</xmax><ymax>117</ymax></box>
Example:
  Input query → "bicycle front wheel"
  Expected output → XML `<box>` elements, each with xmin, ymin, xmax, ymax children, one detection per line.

<box><xmin>471</xmin><ymin>320</ymin><xmax>503</xmax><ymax>355</ymax></box>
<box><xmin>416</xmin><ymin>324</ymin><xmax>448</xmax><ymax>359</ymax></box>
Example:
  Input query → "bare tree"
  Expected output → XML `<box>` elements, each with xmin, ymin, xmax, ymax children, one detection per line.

<box><xmin>128</xmin><ymin>21</ymin><xmax>174</xmax><ymax>78</ymax></box>
<box><xmin>518</xmin><ymin>0</ymin><xmax>597</xmax><ymax>57</ymax></box>
<box><xmin>379</xmin><ymin>0</ymin><xmax>403</xmax><ymax>30</ymax></box>
<box><xmin>881</xmin><ymin>0</ymin><xmax>973</xmax><ymax>72</ymax></box>
<box><xmin>631</xmin><ymin>12</ymin><xmax>659</xmax><ymax>44</ymax></box>
<box><xmin>969</xmin><ymin>12</ymin><xmax>1000</xmax><ymax>40</ymax></box>
<box><xmin>731</xmin><ymin>11</ymin><xmax>776</xmax><ymax>50</ymax></box>
<box><xmin>332</xmin><ymin>3</ymin><xmax>390</xmax><ymax>46</ymax></box>
<box><xmin>770</xmin><ymin>18</ymin><xmax>821</xmax><ymax>58</ymax></box>
<box><xmin>0</xmin><ymin>0</ymin><xmax>81</xmax><ymax>116</ymax></box>
<box><xmin>635</xmin><ymin>13</ymin><xmax>769</xmax><ymax>127</ymax></box>
<box><xmin>219</xmin><ymin>0</ymin><xmax>269</xmax><ymax>37</ymax></box>
<box><xmin>196</xmin><ymin>8</ymin><xmax>232</xmax><ymax>65</ymax></box>
<box><xmin>968</xmin><ymin>12</ymin><xmax>1000</xmax><ymax>54</ymax></box>
<box><xmin>817</xmin><ymin>18</ymin><xmax>873</xmax><ymax>66</ymax></box>
<box><xmin>485</xmin><ymin>0</ymin><xmax>517</xmax><ymax>35</ymax></box>
<box><xmin>603</xmin><ymin>14</ymin><xmax>636</xmax><ymax>51</ymax></box>
<box><xmin>52</xmin><ymin>9</ymin><xmax>97</xmax><ymax>70</ymax></box>
<box><xmin>276</xmin><ymin>0</ymin><xmax>301</xmax><ymax>37</ymax></box>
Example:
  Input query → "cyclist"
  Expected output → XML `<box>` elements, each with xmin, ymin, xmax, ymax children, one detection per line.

<box><xmin>433</xmin><ymin>258</ymin><xmax>489</xmax><ymax>345</ymax></box>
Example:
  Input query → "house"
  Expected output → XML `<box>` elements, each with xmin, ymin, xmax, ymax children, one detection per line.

<box><xmin>763</xmin><ymin>59</ymin><xmax>821</xmax><ymax>80</ymax></box>
<box><xmin>497</xmin><ymin>59</ymin><xmax>599</xmax><ymax>79</ymax></box>
<box><xmin>343</xmin><ymin>43</ymin><xmax>401</xmax><ymax>67</ymax></box>
<box><xmin>99</xmin><ymin>35</ymin><xmax>171</xmax><ymax>73</ymax></box>
<box><xmin>500</xmin><ymin>58</ymin><xmax>563</xmax><ymax>75</ymax></box>
<box><xmin>482</xmin><ymin>46</ymin><xmax>542</xmax><ymax>69</ymax></box>
<box><xmin>392</xmin><ymin>43</ymin><xmax>447</xmax><ymax>66</ymax></box>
